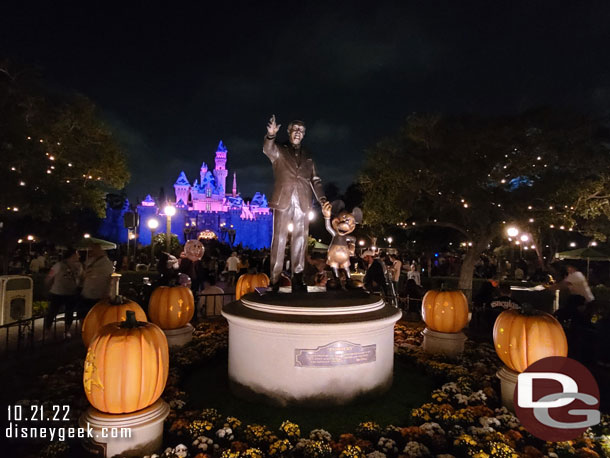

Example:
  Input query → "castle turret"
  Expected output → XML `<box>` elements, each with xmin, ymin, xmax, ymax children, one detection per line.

<box><xmin>200</xmin><ymin>162</ymin><xmax>208</xmax><ymax>185</ymax></box>
<box><xmin>174</xmin><ymin>171</ymin><xmax>191</xmax><ymax>205</ymax></box>
<box><xmin>232</xmin><ymin>172</ymin><xmax>237</xmax><ymax>197</ymax></box>
<box><xmin>214</xmin><ymin>140</ymin><xmax>228</xmax><ymax>194</ymax></box>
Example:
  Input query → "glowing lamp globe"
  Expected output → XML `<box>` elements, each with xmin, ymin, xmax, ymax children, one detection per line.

<box><xmin>164</xmin><ymin>205</ymin><xmax>176</xmax><ymax>217</ymax></box>
<box><xmin>147</xmin><ymin>219</ymin><xmax>159</xmax><ymax>230</ymax></box>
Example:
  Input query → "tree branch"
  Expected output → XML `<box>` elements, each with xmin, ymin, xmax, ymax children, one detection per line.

<box><xmin>411</xmin><ymin>221</ymin><xmax>470</xmax><ymax>238</ymax></box>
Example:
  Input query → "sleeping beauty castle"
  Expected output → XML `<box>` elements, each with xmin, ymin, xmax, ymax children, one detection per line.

<box><xmin>99</xmin><ymin>141</ymin><xmax>272</xmax><ymax>249</ymax></box>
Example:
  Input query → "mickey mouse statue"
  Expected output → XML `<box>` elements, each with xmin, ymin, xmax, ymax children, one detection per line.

<box><xmin>322</xmin><ymin>201</ymin><xmax>363</xmax><ymax>289</ymax></box>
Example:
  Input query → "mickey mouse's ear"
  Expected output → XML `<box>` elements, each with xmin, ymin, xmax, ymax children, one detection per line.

<box><xmin>352</xmin><ymin>207</ymin><xmax>363</xmax><ymax>224</ymax></box>
<box><xmin>331</xmin><ymin>200</ymin><xmax>345</xmax><ymax>215</ymax></box>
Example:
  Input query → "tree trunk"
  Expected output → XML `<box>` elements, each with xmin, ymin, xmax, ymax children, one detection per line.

<box><xmin>458</xmin><ymin>235</ymin><xmax>493</xmax><ymax>302</ymax></box>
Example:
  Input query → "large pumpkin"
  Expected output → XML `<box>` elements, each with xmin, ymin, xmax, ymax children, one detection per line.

<box><xmin>421</xmin><ymin>289</ymin><xmax>469</xmax><ymax>333</ymax></box>
<box><xmin>81</xmin><ymin>274</ymin><xmax>146</xmax><ymax>347</ymax></box>
<box><xmin>148</xmin><ymin>286</ymin><xmax>194</xmax><ymax>330</ymax></box>
<box><xmin>83</xmin><ymin>311</ymin><xmax>169</xmax><ymax>414</ymax></box>
<box><xmin>236</xmin><ymin>273</ymin><xmax>270</xmax><ymax>300</ymax></box>
<box><xmin>493</xmin><ymin>308</ymin><xmax>567</xmax><ymax>373</ymax></box>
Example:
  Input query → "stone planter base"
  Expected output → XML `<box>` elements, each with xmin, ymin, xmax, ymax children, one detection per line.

<box><xmin>222</xmin><ymin>290</ymin><xmax>402</xmax><ymax>406</ymax></box>
<box><xmin>496</xmin><ymin>365</ymin><xmax>519</xmax><ymax>411</ymax></box>
<box><xmin>79</xmin><ymin>399</ymin><xmax>169</xmax><ymax>457</ymax></box>
<box><xmin>163</xmin><ymin>323</ymin><xmax>194</xmax><ymax>348</ymax></box>
<box><xmin>421</xmin><ymin>327</ymin><xmax>466</xmax><ymax>357</ymax></box>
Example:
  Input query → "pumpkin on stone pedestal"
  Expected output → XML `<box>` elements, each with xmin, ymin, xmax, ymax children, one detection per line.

<box><xmin>148</xmin><ymin>285</ymin><xmax>194</xmax><ymax>330</ymax></box>
<box><xmin>83</xmin><ymin>311</ymin><xmax>169</xmax><ymax>414</ymax></box>
<box><xmin>82</xmin><ymin>274</ymin><xmax>147</xmax><ymax>347</ymax></box>
<box><xmin>421</xmin><ymin>289</ymin><xmax>469</xmax><ymax>333</ymax></box>
<box><xmin>236</xmin><ymin>272</ymin><xmax>270</xmax><ymax>299</ymax></box>
<box><xmin>493</xmin><ymin>308</ymin><xmax>567</xmax><ymax>373</ymax></box>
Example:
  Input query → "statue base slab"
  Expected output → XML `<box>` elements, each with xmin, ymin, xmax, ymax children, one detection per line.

<box><xmin>79</xmin><ymin>399</ymin><xmax>169</xmax><ymax>457</ymax></box>
<box><xmin>222</xmin><ymin>290</ymin><xmax>402</xmax><ymax>406</ymax></box>
<box><xmin>163</xmin><ymin>323</ymin><xmax>194</xmax><ymax>348</ymax></box>
<box><xmin>496</xmin><ymin>365</ymin><xmax>519</xmax><ymax>411</ymax></box>
<box><xmin>421</xmin><ymin>327</ymin><xmax>466</xmax><ymax>357</ymax></box>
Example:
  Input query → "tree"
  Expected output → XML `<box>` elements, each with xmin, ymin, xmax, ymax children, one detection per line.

<box><xmin>0</xmin><ymin>61</ymin><xmax>130</xmax><ymax>265</ymax></box>
<box><xmin>360</xmin><ymin>109</ymin><xmax>610</xmax><ymax>297</ymax></box>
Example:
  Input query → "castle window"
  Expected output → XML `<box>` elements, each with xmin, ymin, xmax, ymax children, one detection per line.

<box><xmin>206</xmin><ymin>203</ymin><xmax>211</xmax><ymax>212</ymax></box>
<box><xmin>206</xmin><ymin>187</ymin><xmax>212</xmax><ymax>198</ymax></box>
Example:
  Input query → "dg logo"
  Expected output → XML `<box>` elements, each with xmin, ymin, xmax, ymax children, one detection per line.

<box><xmin>514</xmin><ymin>356</ymin><xmax>601</xmax><ymax>441</ymax></box>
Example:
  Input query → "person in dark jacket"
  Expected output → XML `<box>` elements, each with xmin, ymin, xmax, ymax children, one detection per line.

<box><xmin>362</xmin><ymin>250</ymin><xmax>386</xmax><ymax>294</ymax></box>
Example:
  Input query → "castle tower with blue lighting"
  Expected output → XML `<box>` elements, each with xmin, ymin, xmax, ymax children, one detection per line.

<box><xmin>102</xmin><ymin>140</ymin><xmax>273</xmax><ymax>249</ymax></box>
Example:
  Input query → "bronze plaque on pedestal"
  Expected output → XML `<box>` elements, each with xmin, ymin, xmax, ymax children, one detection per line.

<box><xmin>295</xmin><ymin>341</ymin><xmax>376</xmax><ymax>367</ymax></box>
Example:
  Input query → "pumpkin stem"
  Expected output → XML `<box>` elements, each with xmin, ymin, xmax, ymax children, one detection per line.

<box><xmin>121</xmin><ymin>310</ymin><xmax>142</xmax><ymax>328</ymax></box>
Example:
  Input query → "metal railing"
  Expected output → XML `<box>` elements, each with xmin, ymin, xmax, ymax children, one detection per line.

<box><xmin>0</xmin><ymin>291</ymin><xmax>237</xmax><ymax>357</ymax></box>
<box><xmin>0</xmin><ymin>290</ymin><xmax>422</xmax><ymax>356</ymax></box>
<box><xmin>0</xmin><ymin>312</ymin><xmax>83</xmax><ymax>357</ymax></box>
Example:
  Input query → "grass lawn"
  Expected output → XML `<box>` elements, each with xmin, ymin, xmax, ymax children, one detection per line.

<box><xmin>183</xmin><ymin>353</ymin><xmax>433</xmax><ymax>435</ymax></box>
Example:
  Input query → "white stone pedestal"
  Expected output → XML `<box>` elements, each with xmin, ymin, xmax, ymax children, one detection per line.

<box><xmin>222</xmin><ymin>291</ymin><xmax>402</xmax><ymax>406</ymax></box>
<box><xmin>496</xmin><ymin>365</ymin><xmax>519</xmax><ymax>411</ymax></box>
<box><xmin>79</xmin><ymin>399</ymin><xmax>169</xmax><ymax>457</ymax></box>
<box><xmin>163</xmin><ymin>323</ymin><xmax>193</xmax><ymax>348</ymax></box>
<box><xmin>421</xmin><ymin>327</ymin><xmax>467</xmax><ymax>357</ymax></box>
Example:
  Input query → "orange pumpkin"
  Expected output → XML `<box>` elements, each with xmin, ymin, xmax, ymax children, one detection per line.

<box><xmin>493</xmin><ymin>308</ymin><xmax>567</xmax><ymax>373</ymax></box>
<box><xmin>421</xmin><ymin>289</ymin><xmax>469</xmax><ymax>333</ymax></box>
<box><xmin>148</xmin><ymin>286</ymin><xmax>194</xmax><ymax>330</ymax></box>
<box><xmin>81</xmin><ymin>274</ymin><xmax>146</xmax><ymax>347</ymax></box>
<box><xmin>83</xmin><ymin>311</ymin><xmax>169</xmax><ymax>414</ymax></box>
<box><xmin>236</xmin><ymin>273</ymin><xmax>270</xmax><ymax>300</ymax></box>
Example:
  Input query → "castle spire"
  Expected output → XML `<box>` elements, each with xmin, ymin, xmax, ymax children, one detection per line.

<box><xmin>232</xmin><ymin>172</ymin><xmax>237</xmax><ymax>197</ymax></box>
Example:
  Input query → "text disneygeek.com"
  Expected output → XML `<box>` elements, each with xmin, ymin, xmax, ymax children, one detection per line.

<box><xmin>5</xmin><ymin>423</ymin><xmax>132</xmax><ymax>441</ymax></box>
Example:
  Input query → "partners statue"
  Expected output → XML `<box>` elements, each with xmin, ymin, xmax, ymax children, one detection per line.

<box><xmin>264</xmin><ymin>115</ymin><xmax>331</xmax><ymax>292</ymax></box>
<box><xmin>322</xmin><ymin>201</ymin><xmax>362</xmax><ymax>289</ymax></box>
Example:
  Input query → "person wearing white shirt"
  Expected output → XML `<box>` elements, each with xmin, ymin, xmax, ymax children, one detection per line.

<box><xmin>226</xmin><ymin>252</ymin><xmax>239</xmax><ymax>286</ymax></box>
<box><xmin>406</xmin><ymin>264</ymin><xmax>421</xmax><ymax>286</ymax></box>
<box><xmin>79</xmin><ymin>244</ymin><xmax>114</xmax><ymax>319</ymax></box>
<box><xmin>45</xmin><ymin>249</ymin><xmax>82</xmax><ymax>337</ymax></box>
<box><xmin>198</xmin><ymin>276</ymin><xmax>225</xmax><ymax>317</ymax></box>
<box><xmin>389</xmin><ymin>255</ymin><xmax>402</xmax><ymax>290</ymax></box>
<box><xmin>547</xmin><ymin>264</ymin><xmax>594</xmax><ymax>303</ymax></box>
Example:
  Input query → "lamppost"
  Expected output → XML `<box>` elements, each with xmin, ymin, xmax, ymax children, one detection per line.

<box><xmin>27</xmin><ymin>234</ymin><xmax>34</xmax><ymax>255</ymax></box>
<box><xmin>163</xmin><ymin>205</ymin><xmax>176</xmax><ymax>252</ymax></box>
<box><xmin>518</xmin><ymin>234</ymin><xmax>529</xmax><ymax>258</ymax></box>
<box><xmin>505</xmin><ymin>226</ymin><xmax>519</xmax><ymax>265</ymax></box>
<box><xmin>147</xmin><ymin>218</ymin><xmax>159</xmax><ymax>263</ymax></box>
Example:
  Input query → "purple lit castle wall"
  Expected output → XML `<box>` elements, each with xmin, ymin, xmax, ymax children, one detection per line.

<box><xmin>100</xmin><ymin>141</ymin><xmax>272</xmax><ymax>250</ymax></box>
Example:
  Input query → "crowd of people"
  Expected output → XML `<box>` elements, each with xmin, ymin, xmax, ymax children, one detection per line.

<box><xmin>5</xmin><ymin>238</ymin><xmax>609</xmax><ymax>360</ymax></box>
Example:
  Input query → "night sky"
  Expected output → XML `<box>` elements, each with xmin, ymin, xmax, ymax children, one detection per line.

<box><xmin>2</xmin><ymin>1</ymin><xmax>610</xmax><ymax>202</ymax></box>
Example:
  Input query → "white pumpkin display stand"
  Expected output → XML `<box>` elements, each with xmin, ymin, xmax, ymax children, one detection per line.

<box><xmin>79</xmin><ymin>399</ymin><xmax>169</xmax><ymax>457</ymax></box>
<box><xmin>163</xmin><ymin>323</ymin><xmax>194</xmax><ymax>348</ymax></box>
<box><xmin>421</xmin><ymin>327</ymin><xmax>467</xmax><ymax>357</ymax></box>
<box><xmin>496</xmin><ymin>365</ymin><xmax>519</xmax><ymax>411</ymax></box>
<box><xmin>222</xmin><ymin>290</ymin><xmax>402</xmax><ymax>406</ymax></box>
